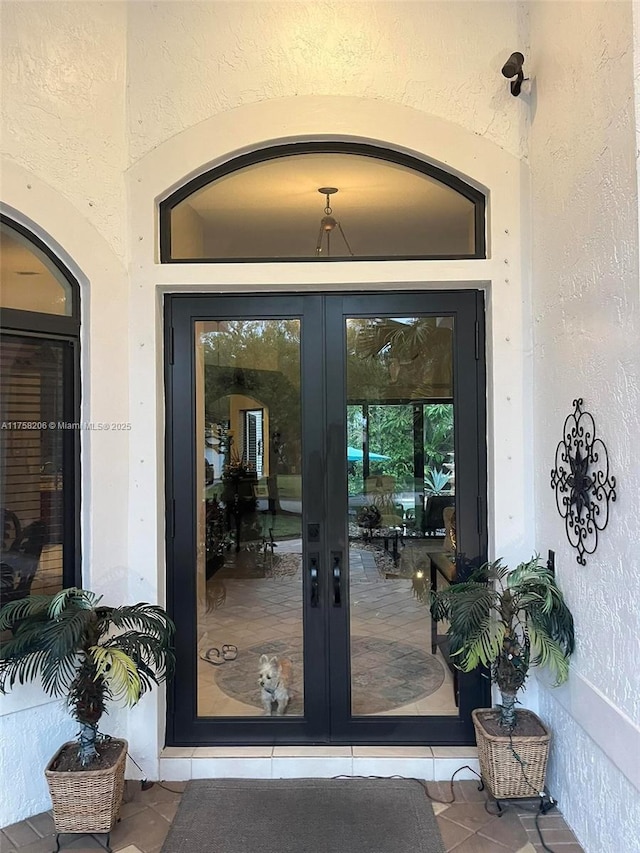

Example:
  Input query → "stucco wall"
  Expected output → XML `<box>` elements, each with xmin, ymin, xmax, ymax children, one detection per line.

<box><xmin>126</xmin><ymin>0</ymin><xmax>528</xmax><ymax>164</ymax></box>
<box><xmin>0</xmin><ymin>692</ymin><xmax>76</xmax><ymax>827</ymax></box>
<box><xmin>529</xmin><ymin>1</ymin><xmax>640</xmax><ymax>850</ymax></box>
<box><xmin>0</xmin><ymin>0</ymin><xmax>128</xmax><ymax>258</ymax></box>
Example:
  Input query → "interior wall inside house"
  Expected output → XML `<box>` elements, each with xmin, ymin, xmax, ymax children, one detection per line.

<box><xmin>529</xmin><ymin>2</ymin><xmax>640</xmax><ymax>851</ymax></box>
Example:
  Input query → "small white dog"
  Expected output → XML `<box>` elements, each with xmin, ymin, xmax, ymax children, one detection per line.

<box><xmin>258</xmin><ymin>654</ymin><xmax>293</xmax><ymax>716</ymax></box>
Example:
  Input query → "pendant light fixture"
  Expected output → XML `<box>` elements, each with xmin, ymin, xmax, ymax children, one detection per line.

<box><xmin>315</xmin><ymin>187</ymin><xmax>354</xmax><ymax>257</ymax></box>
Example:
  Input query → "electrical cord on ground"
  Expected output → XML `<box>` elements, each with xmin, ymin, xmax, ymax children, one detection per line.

<box><xmin>333</xmin><ymin>766</ymin><xmax>562</xmax><ymax>853</ymax></box>
<box><xmin>505</xmin><ymin>727</ymin><xmax>560</xmax><ymax>853</ymax></box>
<box><xmin>126</xmin><ymin>749</ymin><xmax>563</xmax><ymax>851</ymax></box>
<box><xmin>125</xmin><ymin>749</ymin><xmax>183</xmax><ymax>794</ymax></box>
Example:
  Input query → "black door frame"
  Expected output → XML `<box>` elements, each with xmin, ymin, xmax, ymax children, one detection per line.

<box><xmin>165</xmin><ymin>290</ymin><xmax>488</xmax><ymax>746</ymax></box>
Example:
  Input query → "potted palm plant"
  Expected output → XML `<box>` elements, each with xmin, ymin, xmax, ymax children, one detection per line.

<box><xmin>430</xmin><ymin>556</ymin><xmax>574</xmax><ymax>799</ymax></box>
<box><xmin>0</xmin><ymin>588</ymin><xmax>175</xmax><ymax>840</ymax></box>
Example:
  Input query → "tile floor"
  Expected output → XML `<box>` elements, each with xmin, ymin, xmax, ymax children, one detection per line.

<box><xmin>0</xmin><ymin>779</ymin><xmax>585</xmax><ymax>853</ymax></box>
<box><xmin>197</xmin><ymin>539</ymin><xmax>458</xmax><ymax>718</ymax></box>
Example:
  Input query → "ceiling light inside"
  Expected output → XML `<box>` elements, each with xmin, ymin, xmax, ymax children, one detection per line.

<box><xmin>315</xmin><ymin>187</ymin><xmax>354</xmax><ymax>258</ymax></box>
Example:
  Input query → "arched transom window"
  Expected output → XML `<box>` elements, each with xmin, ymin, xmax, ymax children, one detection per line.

<box><xmin>160</xmin><ymin>143</ymin><xmax>485</xmax><ymax>262</ymax></box>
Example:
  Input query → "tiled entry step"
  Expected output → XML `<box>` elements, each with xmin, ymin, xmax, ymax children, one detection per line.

<box><xmin>160</xmin><ymin>745</ymin><xmax>479</xmax><ymax>782</ymax></box>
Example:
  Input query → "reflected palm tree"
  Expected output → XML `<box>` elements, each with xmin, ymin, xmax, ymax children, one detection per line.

<box><xmin>351</xmin><ymin>317</ymin><xmax>452</xmax><ymax>399</ymax></box>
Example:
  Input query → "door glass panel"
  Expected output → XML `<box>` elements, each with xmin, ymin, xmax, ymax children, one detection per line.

<box><xmin>346</xmin><ymin>316</ymin><xmax>459</xmax><ymax>716</ymax></box>
<box><xmin>194</xmin><ymin>320</ymin><xmax>303</xmax><ymax>717</ymax></box>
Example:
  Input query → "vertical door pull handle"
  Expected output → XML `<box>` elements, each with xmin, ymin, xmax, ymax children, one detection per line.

<box><xmin>310</xmin><ymin>556</ymin><xmax>319</xmax><ymax>607</ymax></box>
<box><xmin>332</xmin><ymin>553</ymin><xmax>342</xmax><ymax>607</ymax></box>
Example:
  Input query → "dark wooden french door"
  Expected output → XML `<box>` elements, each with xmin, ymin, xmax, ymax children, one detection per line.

<box><xmin>165</xmin><ymin>291</ymin><xmax>487</xmax><ymax>746</ymax></box>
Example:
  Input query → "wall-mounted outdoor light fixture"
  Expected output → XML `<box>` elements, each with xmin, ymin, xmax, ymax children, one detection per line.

<box><xmin>501</xmin><ymin>51</ymin><xmax>526</xmax><ymax>96</ymax></box>
<box><xmin>550</xmin><ymin>399</ymin><xmax>617</xmax><ymax>565</ymax></box>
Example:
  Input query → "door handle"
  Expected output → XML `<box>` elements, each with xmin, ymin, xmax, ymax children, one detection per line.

<box><xmin>332</xmin><ymin>552</ymin><xmax>342</xmax><ymax>607</ymax></box>
<box><xmin>309</xmin><ymin>556</ymin><xmax>319</xmax><ymax>607</ymax></box>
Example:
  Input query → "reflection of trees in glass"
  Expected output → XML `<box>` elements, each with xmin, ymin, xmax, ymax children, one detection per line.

<box><xmin>423</xmin><ymin>404</ymin><xmax>454</xmax><ymax>467</ymax></box>
<box><xmin>347</xmin><ymin>316</ymin><xmax>454</xmax><ymax>498</ymax></box>
<box><xmin>347</xmin><ymin>317</ymin><xmax>452</xmax><ymax>399</ymax></box>
<box><xmin>201</xmin><ymin>320</ymin><xmax>301</xmax><ymax>472</ymax></box>
<box><xmin>346</xmin><ymin>404</ymin><xmax>453</xmax><ymax>492</ymax></box>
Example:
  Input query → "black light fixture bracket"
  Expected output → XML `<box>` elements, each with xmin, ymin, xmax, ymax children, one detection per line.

<box><xmin>501</xmin><ymin>51</ymin><xmax>527</xmax><ymax>97</ymax></box>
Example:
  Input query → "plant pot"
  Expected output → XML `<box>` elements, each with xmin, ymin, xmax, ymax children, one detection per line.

<box><xmin>45</xmin><ymin>738</ymin><xmax>128</xmax><ymax>833</ymax></box>
<box><xmin>472</xmin><ymin>708</ymin><xmax>550</xmax><ymax>799</ymax></box>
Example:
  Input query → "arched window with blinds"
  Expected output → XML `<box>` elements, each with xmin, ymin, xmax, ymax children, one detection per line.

<box><xmin>0</xmin><ymin>215</ymin><xmax>80</xmax><ymax>603</ymax></box>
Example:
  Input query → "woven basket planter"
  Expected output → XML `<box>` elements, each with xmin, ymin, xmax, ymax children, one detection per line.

<box><xmin>472</xmin><ymin>708</ymin><xmax>551</xmax><ymax>799</ymax></box>
<box><xmin>45</xmin><ymin>738</ymin><xmax>127</xmax><ymax>833</ymax></box>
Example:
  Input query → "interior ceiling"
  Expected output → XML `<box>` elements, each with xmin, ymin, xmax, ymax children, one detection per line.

<box><xmin>0</xmin><ymin>226</ymin><xmax>69</xmax><ymax>314</ymax></box>
<box><xmin>181</xmin><ymin>153</ymin><xmax>473</xmax><ymax>252</ymax></box>
<box><xmin>0</xmin><ymin>229</ymin><xmax>56</xmax><ymax>278</ymax></box>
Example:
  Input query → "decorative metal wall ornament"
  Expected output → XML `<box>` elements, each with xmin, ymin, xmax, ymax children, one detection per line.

<box><xmin>550</xmin><ymin>399</ymin><xmax>616</xmax><ymax>565</ymax></box>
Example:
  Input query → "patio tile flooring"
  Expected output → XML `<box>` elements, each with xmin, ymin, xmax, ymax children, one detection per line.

<box><xmin>1</xmin><ymin>780</ymin><xmax>585</xmax><ymax>853</ymax></box>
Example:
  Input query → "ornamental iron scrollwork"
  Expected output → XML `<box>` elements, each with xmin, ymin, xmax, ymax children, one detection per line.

<box><xmin>550</xmin><ymin>399</ymin><xmax>616</xmax><ymax>565</ymax></box>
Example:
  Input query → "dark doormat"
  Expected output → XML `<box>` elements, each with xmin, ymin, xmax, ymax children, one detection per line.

<box><xmin>160</xmin><ymin>778</ymin><xmax>446</xmax><ymax>853</ymax></box>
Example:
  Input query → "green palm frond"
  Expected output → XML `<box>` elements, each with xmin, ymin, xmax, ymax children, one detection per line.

<box><xmin>0</xmin><ymin>588</ymin><xmax>174</xmax><ymax>738</ymax></box>
<box><xmin>0</xmin><ymin>618</ymin><xmax>48</xmax><ymax>660</ymax></box>
<box><xmin>527</xmin><ymin>625</ymin><xmax>570</xmax><ymax>685</ymax></box>
<box><xmin>39</xmin><ymin>608</ymin><xmax>94</xmax><ymax>658</ymax></box>
<box><xmin>447</xmin><ymin>588</ymin><xmax>499</xmax><ymax>663</ymax></box>
<box><xmin>47</xmin><ymin>588</ymin><xmax>99</xmax><ymax>618</ymax></box>
<box><xmin>468</xmin><ymin>560</ymin><xmax>510</xmax><ymax>583</ymax></box>
<box><xmin>507</xmin><ymin>556</ymin><xmax>549</xmax><ymax>583</ymax></box>
<box><xmin>0</xmin><ymin>650</ymin><xmax>48</xmax><ymax>692</ymax></box>
<box><xmin>101</xmin><ymin>631</ymin><xmax>175</xmax><ymax>686</ymax></box>
<box><xmin>40</xmin><ymin>648</ymin><xmax>84</xmax><ymax>696</ymax></box>
<box><xmin>89</xmin><ymin>646</ymin><xmax>141</xmax><ymax>706</ymax></box>
<box><xmin>453</xmin><ymin>620</ymin><xmax>507</xmax><ymax>672</ymax></box>
<box><xmin>0</xmin><ymin>595</ymin><xmax>52</xmax><ymax>630</ymax></box>
<box><xmin>448</xmin><ymin>585</ymin><xmax>498</xmax><ymax>630</ymax></box>
<box><xmin>526</xmin><ymin>599</ymin><xmax>575</xmax><ymax>658</ymax></box>
<box><xmin>97</xmin><ymin>604</ymin><xmax>175</xmax><ymax>640</ymax></box>
<box><xmin>429</xmin><ymin>555</ymin><xmax>575</xmax><ymax>705</ymax></box>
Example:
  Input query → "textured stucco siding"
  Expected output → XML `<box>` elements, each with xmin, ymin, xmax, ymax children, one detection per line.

<box><xmin>0</xmin><ymin>0</ymin><xmax>128</xmax><ymax>258</ymax></box>
<box><xmin>530</xmin><ymin>1</ymin><xmax>640</xmax><ymax>850</ymax></box>
<box><xmin>540</xmin><ymin>693</ymin><xmax>640</xmax><ymax>853</ymax></box>
<box><xmin>126</xmin><ymin>0</ymin><xmax>528</xmax><ymax>165</ymax></box>
<box><xmin>1</xmin><ymin>1</ymin><xmax>528</xmax><ymax>260</ymax></box>
<box><xmin>0</xmin><ymin>699</ymin><xmax>76</xmax><ymax>828</ymax></box>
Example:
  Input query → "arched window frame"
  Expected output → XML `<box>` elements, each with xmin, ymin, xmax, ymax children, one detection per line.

<box><xmin>159</xmin><ymin>141</ymin><xmax>486</xmax><ymax>263</ymax></box>
<box><xmin>0</xmin><ymin>212</ymin><xmax>81</xmax><ymax>592</ymax></box>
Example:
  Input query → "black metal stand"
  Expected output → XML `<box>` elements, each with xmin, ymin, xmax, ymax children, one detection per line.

<box><xmin>54</xmin><ymin>831</ymin><xmax>112</xmax><ymax>852</ymax></box>
<box><xmin>477</xmin><ymin>776</ymin><xmax>555</xmax><ymax>820</ymax></box>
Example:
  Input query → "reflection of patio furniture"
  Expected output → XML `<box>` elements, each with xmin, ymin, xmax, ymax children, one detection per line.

<box><xmin>423</xmin><ymin>494</ymin><xmax>455</xmax><ymax>536</ymax></box>
<box><xmin>428</xmin><ymin>552</ymin><xmax>459</xmax><ymax>707</ymax></box>
<box><xmin>365</xmin><ymin>475</ymin><xmax>403</xmax><ymax>527</ymax></box>
<box><xmin>1</xmin><ymin>509</ymin><xmax>48</xmax><ymax>605</ymax></box>
<box><xmin>427</xmin><ymin>507</ymin><xmax>458</xmax><ymax>705</ymax></box>
<box><xmin>220</xmin><ymin>466</ymin><xmax>259</xmax><ymax>553</ymax></box>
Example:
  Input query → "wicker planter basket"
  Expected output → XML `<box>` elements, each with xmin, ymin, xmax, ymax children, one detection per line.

<box><xmin>45</xmin><ymin>738</ymin><xmax>127</xmax><ymax>833</ymax></box>
<box><xmin>472</xmin><ymin>708</ymin><xmax>550</xmax><ymax>799</ymax></box>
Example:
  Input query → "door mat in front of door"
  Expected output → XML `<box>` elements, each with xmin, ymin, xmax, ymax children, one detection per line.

<box><xmin>160</xmin><ymin>779</ymin><xmax>446</xmax><ymax>853</ymax></box>
<box><xmin>213</xmin><ymin>636</ymin><xmax>446</xmax><ymax>715</ymax></box>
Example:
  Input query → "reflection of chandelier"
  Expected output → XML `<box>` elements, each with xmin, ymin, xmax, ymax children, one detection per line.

<box><xmin>315</xmin><ymin>187</ymin><xmax>354</xmax><ymax>257</ymax></box>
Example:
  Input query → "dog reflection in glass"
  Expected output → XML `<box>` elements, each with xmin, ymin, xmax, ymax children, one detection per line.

<box><xmin>258</xmin><ymin>654</ymin><xmax>293</xmax><ymax>715</ymax></box>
